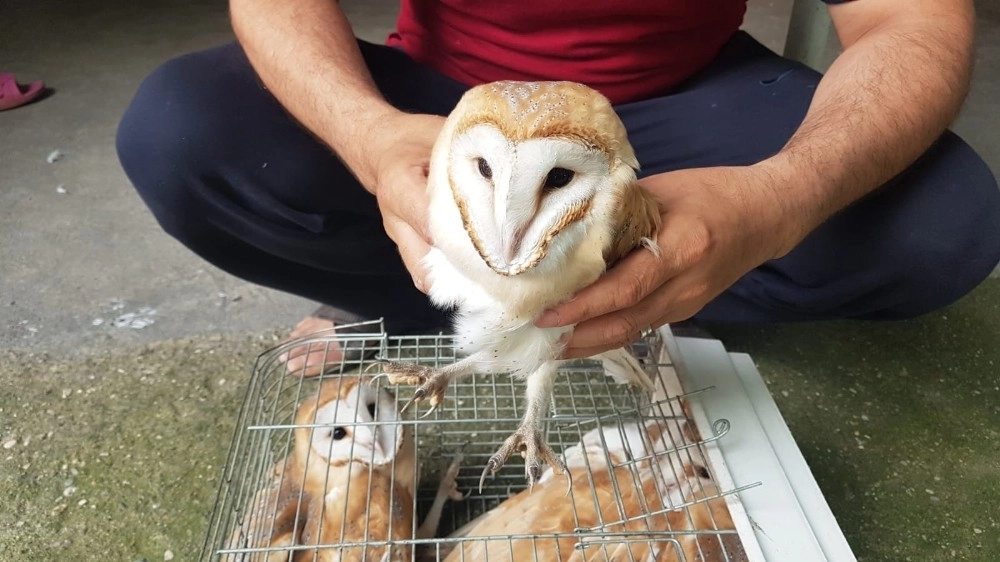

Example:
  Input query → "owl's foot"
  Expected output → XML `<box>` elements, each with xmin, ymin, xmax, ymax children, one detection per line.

<box><xmin>439</xmin><ymin>447</ymin><xmax>468</xmax><ymax>502</ymax></box>
<box><xmin>375</xmin><ymin>361</ymin><xmax>453</xmax><ymax>415</ymax></box>
<box><xmin>416</xmin><ymin>445</ymin><xmax>467</xmax><ymax>539</ymax></box>
<box><xmin>479</xmin><ymin>424</ymin><xmax>568</xmax><ymax>492</ymax></box>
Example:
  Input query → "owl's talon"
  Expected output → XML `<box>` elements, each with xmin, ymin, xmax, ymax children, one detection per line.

<box><xmin>478</xmin><ymin>458</ymin><xmax>500</xmax><ymax>493</ymax></box>
<box><xmin>526</xmin><ymin>462</ymin><xmax>543</xmax><ymax>490</ymax></box>
<box><xmin>376</xmin><ymin>361</ymin><xmax>455</xmax><ymax>414</ymax></box>
<box><xmin>398</xmin><ymin>396</ymin><xmax>418</xmax><ymax>415</ymax></box>
<box><xmin>554</xmin><ymin>458</ymin><xmax>572</xmax><ymax>496</ymax></box>
<box><xmin>537</xmin><ymin>445</ymin><xmax>570</xmax><ymax>495</ymax></box>
<box><xmin>482</xmin><ymin>424</ymin><xmax>566</xmax><ymax>490</ymax></box>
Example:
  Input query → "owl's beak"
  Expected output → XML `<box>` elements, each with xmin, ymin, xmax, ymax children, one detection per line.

<box><xmin>370</xmin><ymin>426</ymin><xmax>385</xmax><ymax>458</ymax></box>
<box><xmin>484</xmin><ymin>232</ymin><xmax>542</xmax><ymax>277</ymax></box>
<box><xmin>498</xmin><ymin>224</ymin><xmax>529</xmax><ymax>265</ymax></box>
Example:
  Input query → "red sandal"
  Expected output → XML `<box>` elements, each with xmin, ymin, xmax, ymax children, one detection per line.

<box><xmin>0</xmin><ymin>73</ymin><xmax>45</xmax><ymax>111</ymax></box>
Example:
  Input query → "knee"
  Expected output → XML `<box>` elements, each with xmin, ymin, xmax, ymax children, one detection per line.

<box><xmin>753</xmin><ymin>134</ymin><xmax>1000</xmax><ymax>323</ymax></box>
<box><xmin>871</xmin><ymin>139</ymin><xmax>1000</xmax><ymax>319</ymax></box>
<box><xmin>116</xmin><ymin>48</ymin><xmax>235</xmax><ymax>239</ymax></box>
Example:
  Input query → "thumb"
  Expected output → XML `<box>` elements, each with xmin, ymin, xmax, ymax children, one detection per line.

<box><xmin>380</xmin><ymin>165</ymin><xmax>434</xmax><ymax>243</ymax></box>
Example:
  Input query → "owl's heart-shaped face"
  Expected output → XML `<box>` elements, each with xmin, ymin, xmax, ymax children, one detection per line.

<box><xmin>300</xmin><ymin>381</ymin><xmax>404</xmax><ymax>467</ymax></box>
<box><xmin>433</xmin><ymin>80</ymin><xmax>641</xmax><ymax>278</ymax></box>
<box><xmin>447</xmin><ymin>125</ymin><xmax>612</xmax><ymax>276</ymax></box>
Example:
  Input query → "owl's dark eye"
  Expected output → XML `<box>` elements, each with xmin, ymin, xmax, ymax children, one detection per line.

<box><xmin>696</xmin><ymin>465</ymin><xmax>711</xmax><ymax>479</ymax></box>
<box><xmin>331</xmin><ymin>427</ymin><xmax>347</xmax><ymax>440</ymax></box>
<box><xmin>477</xmin><ymin>157</ymin><xmax>492</xmax><ymax>179</ymax></box>
<box><xmin>366</xmin><ymin>401</ymin><xmax>376</xmax><ymax>418</ymax></box>
<box><xmin>544</xmin><ymin>167</ymin><xmax>574</xmax><ymax>190</ymax></box>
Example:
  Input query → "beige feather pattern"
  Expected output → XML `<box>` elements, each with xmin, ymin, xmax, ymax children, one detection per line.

<box><xmin>452</xmin><ymin>81</ymin><xmax>636</xmax><ymax>161</ymax></box>
<box><xmin>604</xmin><ymin>183</ymin><xmax>662</xmax><ymax>267</ymax></box>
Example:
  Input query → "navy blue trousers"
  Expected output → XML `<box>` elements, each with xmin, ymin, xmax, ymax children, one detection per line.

<box><xmin>116</xmin><ymin>32</ymin><xmax>1000</xmax><ymax>335</ymax></box>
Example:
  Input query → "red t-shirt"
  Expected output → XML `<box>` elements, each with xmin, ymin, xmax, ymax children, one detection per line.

<box><xmin>386</xmin><ymin>1</ymin><xmax>747</xmax><ymax>104</ymax></box>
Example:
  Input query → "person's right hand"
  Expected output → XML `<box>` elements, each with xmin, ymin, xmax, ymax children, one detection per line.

<box><xmin>361</xmin><ymin>112</ymin><xmax>446</xmax><ymax>293</ymax></box>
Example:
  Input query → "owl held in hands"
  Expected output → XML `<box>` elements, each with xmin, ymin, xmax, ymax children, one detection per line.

<box><xmin>380</xmin><ymin>81</ymin><xmax>662</xmax><ymax>488</ymax></box>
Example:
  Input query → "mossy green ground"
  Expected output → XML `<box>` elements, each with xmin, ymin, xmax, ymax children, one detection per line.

<box><xmin>1</xmin><ymin>282</ymin><xmax>998</xmax><ymax>561</ymax></box>
<box><xmin>710</xmin><ymin>278</ymin><xmax>1000</xmax><ymax>561</ymax></box>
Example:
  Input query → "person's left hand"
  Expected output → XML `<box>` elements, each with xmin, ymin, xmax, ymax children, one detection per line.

<box><xmin>535</xmin><ymin>164</ymin><xmax>803</xmax><ymax>359</ymax></box>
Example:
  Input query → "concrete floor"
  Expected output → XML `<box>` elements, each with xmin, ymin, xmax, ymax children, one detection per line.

<box><xmin>0</xmin><ymin>0</ymin><xmax>998</xmax><ymax>560</ymax></box>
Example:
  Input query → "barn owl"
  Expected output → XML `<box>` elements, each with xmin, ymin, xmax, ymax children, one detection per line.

<box><xmin>442</xmin><ymin>418</ymin><xmax>745</xmax><ymax>562</ymax></box>
<box><xmin>379</xmin><ymin>80</ymin><xmax>662</xmax><ymax>488</ymax></box>
<box><xmin>225</xmin><ymin>376</ymin><xmax>463</xmax><ymax>562</ymax></box>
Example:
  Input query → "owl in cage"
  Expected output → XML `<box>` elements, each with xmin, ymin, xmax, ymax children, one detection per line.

<box><xmin>225</xmin><ymin>376</ymin><xmax>463</xmax><ymax>562</ymax></box>
<box><xmin>442</xmin><ymin>418</ymin><xmax>744</xmax><ymax>562</ymax></box>
<box><xmin>380</xmin><ymin>80</ymin><xmax>662</xmax><ymax>488</ymax></box>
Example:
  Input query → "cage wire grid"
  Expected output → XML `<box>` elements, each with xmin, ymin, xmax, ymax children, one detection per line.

<box><xmin>201</xmin><ymin>320</ymin><xmax>759</xmax><ymax>562</ymax></box>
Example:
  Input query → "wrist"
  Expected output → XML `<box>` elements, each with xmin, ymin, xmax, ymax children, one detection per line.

<box><xmin>358</xmin><ymin>112</ymin><xmax>448</xmax><ymax>198</ymax></box>
<box><xmin>321</xmin><ymin>103</ymin><xmax>402</xmax><ymax>194</ymax></box>
<box><xmin>747</xmin><ymin>157</ymin><xmax>824</xmax><ymax>260</ymax></box>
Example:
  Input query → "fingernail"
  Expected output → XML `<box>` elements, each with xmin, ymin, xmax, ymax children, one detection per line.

<box><xmin>535</xmin><ymin>310</ymin><xmax>559</xmax><ymax>328</ymax></box>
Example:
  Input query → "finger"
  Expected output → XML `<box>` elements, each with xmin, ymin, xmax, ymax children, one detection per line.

<box><xmin>391</xmin><ymin>221</ymin><xmax>433</xmax><ymax>293</ymax></box>
<box><xmin>378</xmin><ymin>167</ymin><xmax>434</xmax><ymax>243</ymax></box>
<box><xmin>395</xmin><ymin>164</ymin><xmax>435</xmax><ymax>242</ymax></box>
<box><xmin>562</xmin><ymin>274</ymin><xmax>707</xmax><ymax>353</ymax></box>
<box><xmin>535</xmin><ymin>245</ymin><xmax>669</xmax><ymax>328</ymax></box>
<box><xmin>402</xmin><ymin>169</ymin><xmax>433</xmax><ymax>242</ymax></box>
<box><xmin>560</xmin><ymin>305</ymin><xmax>659</xmax><ymax>357</ymax></box>
<box><xmin>560</xmin><ymin>342</ymin><xmax>617</xmax><ymax>361</ymax></box>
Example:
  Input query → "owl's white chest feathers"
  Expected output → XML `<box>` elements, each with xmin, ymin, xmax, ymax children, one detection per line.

<box><xmin>423</xmin><ymin>219</ymin><xmax>607</xmax><ymax>377</ymax></box>
<box><xmin>422</xmin><ymin>253</ymin><xmax>544</xmax><ymax>376</ymax></box>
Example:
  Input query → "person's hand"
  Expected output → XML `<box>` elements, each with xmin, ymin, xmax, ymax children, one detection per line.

<box><xmin>536</xmin><ymin>165</ymin><xmax>803</xmax><ymax>358</ymax></box>
<box><xmin>362</xmin><ymin>112</ymin><xmax>447</xmax><ymax>293</ymax></box>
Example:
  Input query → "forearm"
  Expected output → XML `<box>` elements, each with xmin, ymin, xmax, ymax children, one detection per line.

<box><xmin>229</xmin><ymin>0</ymin><xmax>394</xmax><ymax>191</ymax></box>
<box><xmin>757</xmin><ymin>3</ymin><xmax>975</xmax><ymax>256</ymax></box>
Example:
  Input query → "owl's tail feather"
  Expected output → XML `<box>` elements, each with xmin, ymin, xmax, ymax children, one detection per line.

<box><xmin>596</xmin><ymin>348</ymin><xmax>655</xmax><ymax>393</ymax></box>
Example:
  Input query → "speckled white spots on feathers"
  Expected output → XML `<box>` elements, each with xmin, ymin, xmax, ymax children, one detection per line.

<box><xmin>492</xmin><ymin>81</ymin><xmax>570</xmax><ymax>132</ymax></box>
<box><xmin>458</xmin><ymin>81</ymin><xmax>632</xmax><ymax>163</ymax></box>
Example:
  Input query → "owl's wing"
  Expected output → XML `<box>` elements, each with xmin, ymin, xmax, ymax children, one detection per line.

<box><xmin>226</xmin><ymin>458</ymin><xmax>306</xmax><ymax>562</ymax></box>
<box><xmin>299</xmin><ymin>470</ymin><xmax>415</xmax><ymax>562</ymax></box>
<box><xmin>594</xmin><ymin>476</ymin><xmax>742</xmax><ymax>562</ymax></box>
<box><xmin>666</xmin><ymin>481</ymin><xmax>743</xmax><ymax>562</ymax></box>
<box><xmin>603</xmin><ymin>183</ymin><xmax>661</xmax><ymax>267</ymax></box>
<box><xmin>445</xmin><ymin>472</ymin><xmax>593</xmax><ymax>562</ymax></box>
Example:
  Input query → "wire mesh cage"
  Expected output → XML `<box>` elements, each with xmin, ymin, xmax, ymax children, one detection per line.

<box><xmin>201</xmin><ymin>320</ymin><xmax>757</xmax><ymax>561</ymax></box>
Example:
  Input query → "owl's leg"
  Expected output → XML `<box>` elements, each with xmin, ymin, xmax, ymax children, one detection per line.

<box><xmin>479</xmin><ymin>361</ymin><xmax>567</xmax><ymax>490</ymax></box>
<box><xmin>415</xmin><ymin>446</ymin><xmax>466</xmax><ymax>539</ymax></box>
<box><xmin>376</xmin><ymin>357</ymin><xmax>478</xmax><ymax>415</ymax></box>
